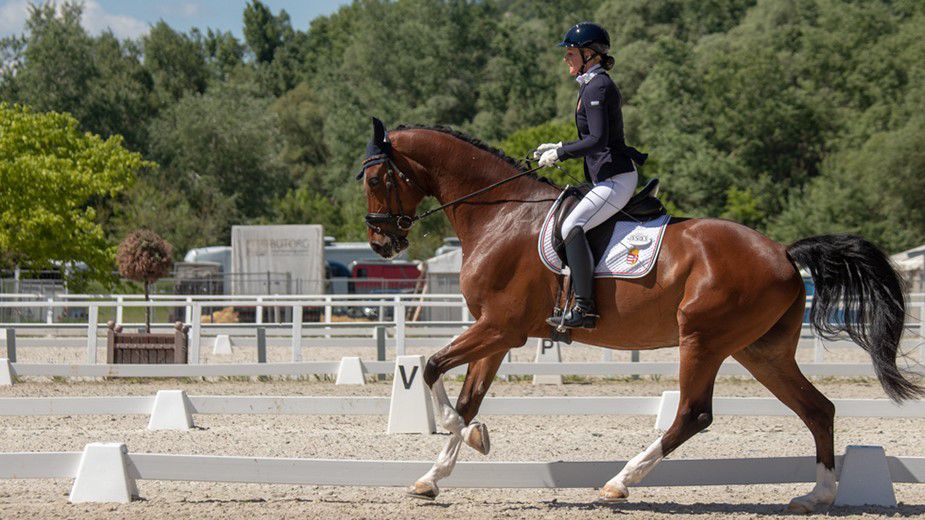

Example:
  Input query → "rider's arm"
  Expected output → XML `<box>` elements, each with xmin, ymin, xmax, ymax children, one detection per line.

<box><xmin>557</xmin><ymin>80</ymin><xmax>610</xmax><ymax>160</ymax></box>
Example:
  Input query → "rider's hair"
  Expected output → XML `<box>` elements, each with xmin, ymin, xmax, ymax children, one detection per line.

<box><xmin>600</xmin><ymin>53</ymin><xmax>615</xmax><ymax>71</ymax></box>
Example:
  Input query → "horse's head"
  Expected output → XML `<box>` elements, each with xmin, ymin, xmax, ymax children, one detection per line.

<box><xmin>356</xmin><ymin>118</ymin><xmax>428</xmax><ymax>258</ymax></box>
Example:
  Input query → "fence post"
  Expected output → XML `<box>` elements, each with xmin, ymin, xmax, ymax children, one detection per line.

<box><xmin>5</xmin><ymin>328</ymin><xmax>15</xmax><ymax>363</ymax></box>
<box><xmin>115</xmin><ymin>296</ymin><xmax>124</xmax><ymax>325</ymax></box>
<box><xmin>86</xmin><ymin>305</ymin><xmax>99</xmax><ymax>364</ymax></box>
<box><xmin>184</xmin><ymin>297</ymin><xmax>192</xmax><ymax>324</ymax></box>
<box><xmin>376</xmin><ymin>325</ymin><xmax>386</xmax><ymax>381</ymax></box>
<box><xmin>256</xmin><ymin>296</ymin><xmax>264</xmax><ymax>325</ymax></box>
<box><xmin>46</xmin><ymin>297</ymin><xmax>54</xmax><ymax>324</ymax></box>
<box><xmin>324</xmin><ymin>295</ymin><xmax>332</xmax><ymax>339</ymax></box>
<box><xmin>189</xmin><ymin>303</ymin><xmax>201</xmax><ymax>364</ymax></box>
<box><xmin>291</xmin><ymin>304</ymin><xmax>302</xmax><ymax>362</ymax></box>
<box><xmin>394</xmin><ymin>297</ymin><xmax>405</xmax><ymax>357</ymax></box>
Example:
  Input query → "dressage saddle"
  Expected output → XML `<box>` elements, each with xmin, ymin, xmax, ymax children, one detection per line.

<box><xmin>551</xmin><ymin>178</ymin><xmax>666</xmax><ymax>267</ymax></box>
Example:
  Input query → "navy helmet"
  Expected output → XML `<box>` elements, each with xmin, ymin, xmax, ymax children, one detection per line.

<box><xmin>558</xmin><ymin>22</ymin><xmax>610</xmax><ymax>53</ymax></box>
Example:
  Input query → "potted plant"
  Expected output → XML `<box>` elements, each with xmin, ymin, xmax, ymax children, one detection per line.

<box><xmin>116</xmin><ymin>229</ymin><xmax>173</xmax><ymax>332</ymax></box>
<box><xmin>108</xmin><ymin>230</ymin><xmax>188</xmax><ymax>364</ymax></box>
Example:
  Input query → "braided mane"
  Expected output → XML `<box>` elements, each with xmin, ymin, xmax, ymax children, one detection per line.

<box><xmin>393</xmin><ymin>124</ymin><xmax>557</xmax><ymax>186</ymax></box>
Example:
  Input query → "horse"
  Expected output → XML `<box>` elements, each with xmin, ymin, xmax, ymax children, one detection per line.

<box><xmin>356</xmin><ymin>118</ymin><xmax>921</xmax><ymax>512</ymax></box>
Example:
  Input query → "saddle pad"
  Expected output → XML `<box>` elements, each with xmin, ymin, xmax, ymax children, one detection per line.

<box><xmin>538</xmin><ymin>193</ymin><xmax>671</xmax><ymax>279</ymax></box>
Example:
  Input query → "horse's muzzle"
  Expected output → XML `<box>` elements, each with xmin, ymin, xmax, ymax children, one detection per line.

<box><xmin>370</xmin><ymin>234</ymin><xmax>409</xmax><ymax>259</ymax></box>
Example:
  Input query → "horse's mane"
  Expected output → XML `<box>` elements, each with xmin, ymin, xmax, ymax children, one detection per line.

<box><xmin>393</xmin><ymin>124</ymin><xmax>558</xmax><ymax>187</ymax></box>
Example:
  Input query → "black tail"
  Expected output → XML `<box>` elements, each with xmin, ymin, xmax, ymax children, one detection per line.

<box><xmin>788</xmin><ymin>234</ymin><xmax>923</xmax><ymax>401</ymax></box>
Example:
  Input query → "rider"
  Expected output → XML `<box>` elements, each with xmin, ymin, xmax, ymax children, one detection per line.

<box><xmin>537</xmin><ymin>22</ymin><xmax>648</xmax><ymax>330</ymax></box>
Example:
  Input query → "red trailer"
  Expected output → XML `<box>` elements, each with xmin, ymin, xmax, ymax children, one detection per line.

<box><xmin>349</xmin><ymin>260</ymin><xmax>422</xmax><ymax>293</ymax></box>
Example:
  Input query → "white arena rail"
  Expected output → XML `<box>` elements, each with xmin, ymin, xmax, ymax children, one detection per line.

<box><xmin>0</xmin><ymin>391</ymin><xmax>921</xmax><ymax>426</ymax></box>
<box><xmin>0</xmin><ymin>442</ymin><xmax>920</xmax><ymax>506</ymax></box>
<box><xmin>2</xmin><ymin>358</ymin><xmax>923</xmax><ymax>382</ymax></box>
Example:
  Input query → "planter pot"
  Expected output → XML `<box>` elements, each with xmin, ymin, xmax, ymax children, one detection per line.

<box><xmin>106</xmin><ymin>321</ymin><xmax>190</xmax><ymax>364</ymax></box>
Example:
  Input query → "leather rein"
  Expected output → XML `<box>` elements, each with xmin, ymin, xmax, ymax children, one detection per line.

<box><xmin>361</xmin><ymin>152</ymin><xmax>550</xmax><ymax>235</ymax></box>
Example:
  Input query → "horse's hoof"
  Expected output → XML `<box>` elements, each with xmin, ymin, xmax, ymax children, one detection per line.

<box><xmin>464</xmin><ymin>422</ymin><xmax>490</xmax><ymax>455</ymax></box>
<box><xmin>408</xmin><ymin>481</ymin><xmax>438</xmax><ymax>501</ymax></box>
<box><xmin>598</xmin><ymin>482</ymin><xmax>629</xmax><ymax>502</ymax></box>
<box><xmin>786</xmin><ymin>495</ymin><xmax>830</xmax><ymax>514</ymax></box>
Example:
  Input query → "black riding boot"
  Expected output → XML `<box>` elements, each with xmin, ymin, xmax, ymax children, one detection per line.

<box><xmin>547</xmin><ymin>227</ymin><xmax>598</xmax><ymax>330</ymax></box>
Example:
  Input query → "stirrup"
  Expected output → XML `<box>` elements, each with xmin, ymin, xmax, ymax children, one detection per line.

<box><xmin>546</xmin><ymin>306</ymin><xmax>598</xmax><ymax>331</ymax></box>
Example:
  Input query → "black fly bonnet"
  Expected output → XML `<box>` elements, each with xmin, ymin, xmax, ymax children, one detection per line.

<box><xmin>357</xmin><ymin>118</ymin><xmax>427</xmax><ymax>235</ymax></box>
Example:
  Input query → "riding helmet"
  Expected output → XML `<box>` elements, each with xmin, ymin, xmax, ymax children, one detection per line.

<box><xmin>557</xmin><ymin>22</ymin><xmax>610</xmax><ymax>52</ymax></box>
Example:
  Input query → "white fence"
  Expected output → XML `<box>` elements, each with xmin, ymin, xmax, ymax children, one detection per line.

<box><xmin>4</xmin><ymin>358</ymin><xmax>925</xmax><ymax>381</ymax></box>
<box><xmin>1</xmin><ymin>295</ymin><xmax>924</xmax><ymax>377</ymax></box>
<box><xmin>1</xmin><ymin>389</ymin><xmax>922</xmax><ymax>431</ymax></box>
<box><xmin>0</xmin><ymin>443</ymin><xmax>921</xmax><ymax>505</ymax></box>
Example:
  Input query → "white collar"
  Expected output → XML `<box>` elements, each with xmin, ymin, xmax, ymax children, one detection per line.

<box><xmin>575</xmin><ymin>64</ymin><xmax>603</xmax><ymax>86</ymax></box>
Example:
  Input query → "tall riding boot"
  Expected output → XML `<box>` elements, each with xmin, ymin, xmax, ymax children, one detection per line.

<box><xmin>547</xmin><ymin>227</ymin><xmax>599</xmax><ymax>330</ymax></box>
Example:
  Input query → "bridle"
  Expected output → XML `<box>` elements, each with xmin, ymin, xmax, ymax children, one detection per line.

<box><xmin>360</xmin><ymin>148</ymin><xmax>552</xmax><ymax>237</ymax></box>
<box><xmin>360</xmin><ymin>152</ymin><xmax>427</xmax><ymax>237</ymax></box>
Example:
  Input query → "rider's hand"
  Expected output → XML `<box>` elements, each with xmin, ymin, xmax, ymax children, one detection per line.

<box><xmin>538</xmin><ymin>148</ymin><xmax>559</xmax><ymax>168</ymax></box>
<box><xmin>533</xmin><ymin>142</ymin><xmax>562</xmax><ymax>159</ymax></box>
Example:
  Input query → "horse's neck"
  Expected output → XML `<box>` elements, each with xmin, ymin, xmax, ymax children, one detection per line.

<box><xmin>416</xmin><ymin>149</ymin><xmax>559</xmax><ymax>251</ymax></box>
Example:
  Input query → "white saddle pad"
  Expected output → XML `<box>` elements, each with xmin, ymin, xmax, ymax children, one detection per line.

<box><xmin>538</xmin><ymin>191</ymin><xmax>671</xmax><ymax>279</ymax></box>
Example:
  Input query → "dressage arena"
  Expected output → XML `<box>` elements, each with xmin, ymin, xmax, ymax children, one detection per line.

<box><xmin>0</xmin><ymin>297</ymin><xmax>923</xmax><ymax>519</ymax></box>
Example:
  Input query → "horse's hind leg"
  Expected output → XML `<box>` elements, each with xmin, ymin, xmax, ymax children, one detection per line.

<box><xmin>600</xmin><ymin>344</ymin><xmax>725</xmax><ymax>501</ymax></box>
<box><xmin>733</xmin><ymin>300</ymin><xmax>836</xmax><ymax>513</ymax></box>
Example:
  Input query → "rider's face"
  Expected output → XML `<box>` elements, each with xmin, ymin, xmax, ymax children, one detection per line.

<box><xmin>564</xmin><ymin>48</ymin><xmax>587</xmax><ymax>77</ymax></box>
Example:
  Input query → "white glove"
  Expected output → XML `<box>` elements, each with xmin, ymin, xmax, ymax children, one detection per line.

<box><xmin>538</xmin><ymin>147</ymin><xmax>559</xmax><ymax>168</ymax></box>
<box><xmin>533</xmin><ymin>142</ymin><xmax>562</xmax><ymax>159</ymax></box>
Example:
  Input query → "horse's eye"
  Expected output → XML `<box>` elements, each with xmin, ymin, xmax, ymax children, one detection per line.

<box><xmin>368</xmin><ymin>176</ymin><xmax>381</xmax><ymax>188</ymax></box>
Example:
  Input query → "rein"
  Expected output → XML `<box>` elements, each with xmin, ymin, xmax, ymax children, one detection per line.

<box><xmin>362</xmin><ymin>152</ymin><xmax>553</xmax><ymax>233</ymax></box>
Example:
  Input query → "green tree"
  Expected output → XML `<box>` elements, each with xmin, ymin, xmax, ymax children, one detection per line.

<box><xmin>3</xmin><ymin>3</ymin><xmax>155</xmax><ymax>149</ymax></box>
<box><xmin>145</xmin><ymin>81</ymin><xmax>288</xmax><ymax>224</ymax></box>
<box><xmin>142</xmin><ymin>21</ymin><xmax>209</xmax><ymax>106</ymax></box>
<box><xmin>0</xmin><ymin>104</ymin><xmax>147</xmax><ymax>279</ymax></box>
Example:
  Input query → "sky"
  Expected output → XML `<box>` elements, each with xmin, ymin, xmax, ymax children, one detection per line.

<box><xmin>0</xmin><ymin>0</ymin><xmax>354</xmax><ymax>40</ymax></box>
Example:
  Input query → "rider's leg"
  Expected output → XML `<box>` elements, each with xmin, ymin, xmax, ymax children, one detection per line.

<box><xmin>549</xmin><ymin>171</ymin><xmax>637</xmax><ymax>329</ymax></box>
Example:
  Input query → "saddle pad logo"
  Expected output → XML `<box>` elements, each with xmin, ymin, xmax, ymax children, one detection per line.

<box><xmin>626</xmin><ymin>234</ymin><xmax>652</xmax><ymax>248</ymax></box>
<box><xmin>627</xmin><ymin>248</ymin><xmax>640</xmax><ymax>265</ymax></box>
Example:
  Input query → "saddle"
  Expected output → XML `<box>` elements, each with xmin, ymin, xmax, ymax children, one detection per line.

<box><xmin>551</xmin><ymin>178</ymin><xmax>666</xmax><ymax>266</ymax></box>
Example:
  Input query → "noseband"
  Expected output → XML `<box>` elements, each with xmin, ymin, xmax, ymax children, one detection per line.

<box><xmin>361</xmin><ymin>153</ymin><xmax>427</xmax><ymax>236</ymax></box>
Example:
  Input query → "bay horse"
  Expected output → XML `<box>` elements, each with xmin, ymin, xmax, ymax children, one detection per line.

<box><xmin>357</xmin><ymin>118</ymin><xmax>921</xmax><ymax>512</ymax></box>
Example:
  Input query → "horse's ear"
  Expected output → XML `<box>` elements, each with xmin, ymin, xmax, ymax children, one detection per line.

<box><xmin>371</xmin><ymin>117</ymin><xmax>386</xmax><ymax>144</ymax></box>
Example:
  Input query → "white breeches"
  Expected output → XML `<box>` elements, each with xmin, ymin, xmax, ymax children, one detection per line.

<box><xmin>561</xmin><ymin>170</ymin><xmax>638</xmax><ymax>237</ymax></box>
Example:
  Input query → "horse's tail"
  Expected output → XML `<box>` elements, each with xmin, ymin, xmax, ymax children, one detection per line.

<box><xmin>787</xmin><ymin>234</ymin><xmax>923</xmax><ymax>402</ymax></box>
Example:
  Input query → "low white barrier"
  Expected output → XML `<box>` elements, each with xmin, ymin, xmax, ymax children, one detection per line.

<box><xmin>1</xmin><ymin>389</ymin><xmax>921</xmax><ymax>432</ymax></box>
<box><xmin>0</xmin><ymin>442</ymin><xmax>920</xmax><ymax>506</ymax></box>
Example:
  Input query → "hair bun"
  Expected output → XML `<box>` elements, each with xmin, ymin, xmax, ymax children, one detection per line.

<box><xmin>602</xmin><ymin>54</ymin><xmax>615</xmax><ymax>71</ymax></box>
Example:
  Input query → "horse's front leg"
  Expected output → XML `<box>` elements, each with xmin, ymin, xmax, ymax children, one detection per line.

<box><xmin>409</xmin><ymin>334</ymin><xmax>513</xmax><ymax>500</ymax></box>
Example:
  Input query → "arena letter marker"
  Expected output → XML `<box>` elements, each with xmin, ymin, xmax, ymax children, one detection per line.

<box><xmin>387</xmin><ymin>355</ymin><xmax>435</xmax><ymax>434</ymax></box>
<box><xmin>0</xmin><ymin>358</ymin><xmax>12</xmax><ymax>386</ymax></box>
<box><xmin>147</xmin><ymin>390</ymin><xmax>194</xmax><ymax>431</ymax></box>
<box><xmin>834</xmin><ymin>445</ymin><xmax>897</xmax><ymax>507</ymax></box>
<box><xmin>655</xmin><ymin>390</ymin><xmax>680</xmax><ymax>431</ymax></box>
<box><xmin>533</xmin><ymin>339</ymin><xmax>563</xmax><ymax>385</ymax></box>
<box><xmin>212</xmin><ymin>334</ymin><xmax>233</xmax><ymax>355</ymax></box>
<box><xmin>336</xmin><ymin>356</ymin><xmax>367</xmax><ymax>385</ymax></box>
<box><xmin>68</xmin><ymin>443</ymin><xmax>138</xmax><ymax>503</ymax></box>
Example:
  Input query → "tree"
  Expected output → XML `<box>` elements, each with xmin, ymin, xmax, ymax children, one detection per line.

<box><xmin>142</xmin><ymin>21</ymin><xmax>209</xmax><ymax>106</ymax></box>
<box><xmin>243</xmin><ymin>0</ymin><xmax>291</xmax><ymax>64</ymax></box>
<box><xmin>109</xmin><ymin>177</ymin><xmax>236</xmax><ymax>257</ymax></box>
<box><xmin>0</xmin><ymin>103</ymin><xmax>146</xmax><ymax>279</ymax></box>
<box><xmin>3</xmin><ymin>3</ymin><xmax>156</xmax><ymax>149</ymax></box>
<box><xmin>116</xmin><ymin>229</ymin><xmax>173</xmax><ymax>332</ymax></box>
<box><xmin>145</xmin><ymin>81</ymin><xmax>287</xmax><ymax>224</ymax></box>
